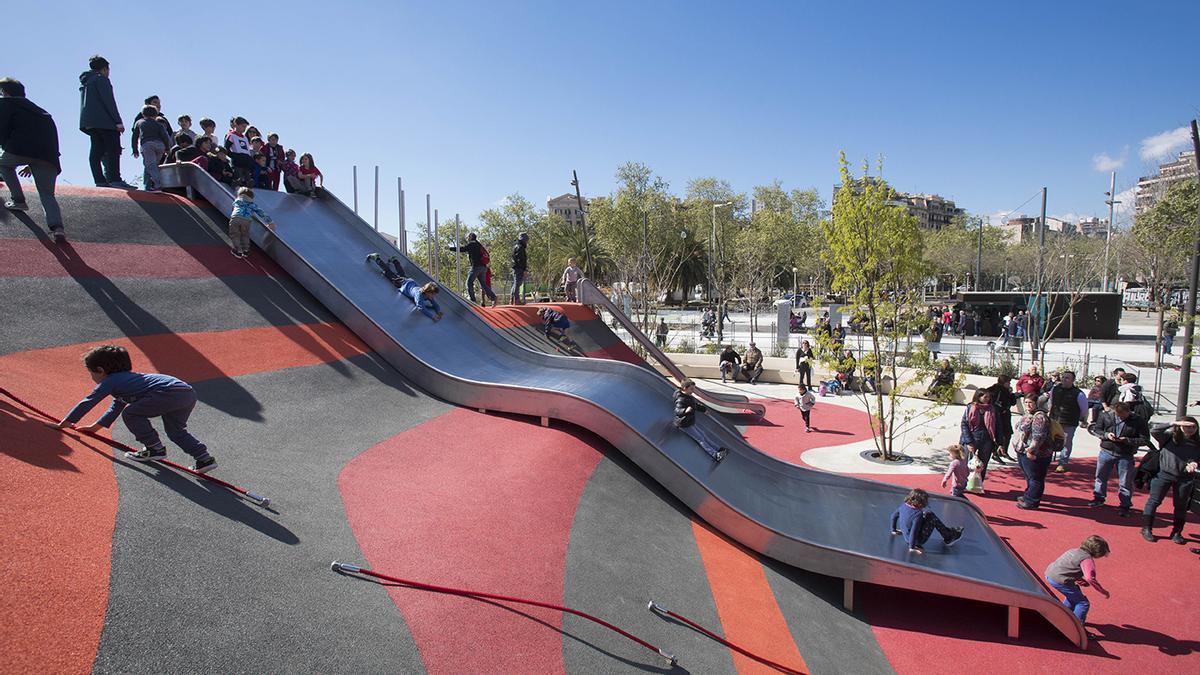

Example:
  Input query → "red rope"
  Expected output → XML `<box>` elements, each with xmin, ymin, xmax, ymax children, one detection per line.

<box><xmin>331</xmin><ymin>562</ymin><xmax>676</xmax><ymax>666</ymax></box>
<box><xmin>0</xmin><ymin>386</ymin><xmax>269</xmax><ymax>505</ymax></box>
<box><xmin>649</xmin><ymin>602</ymin><xmax>806</xmax><ymax>674</ymax></box>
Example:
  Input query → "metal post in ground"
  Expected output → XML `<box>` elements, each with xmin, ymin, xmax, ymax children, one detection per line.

<box><xmin>397</xmin><ymin>178</ymin><xmax>406</xmax><ymax>254</ymax></box>
<box><xmin>455</xmin><ymin>213</ymin><xmax>462</xmax><ymax>296</ymax></box>
<box><xmin>434</xmin><ymin>209</ymin><xmax>440</xmax><ymax>283</ymax></box>
<box><xmin>373</xmin><ymin>166</ymin><xmax>379</xmax><ymax>231</ymax></box>
<box><xmin>1174</xmin><ymin>119</ymin><xmax>1200</xmax><ymax>418</ymax></box>
<box><xmin>352</xmin><ymin>165</ymin><xmax>358</xmax><ymax>214</ymax></box>
<box><xmin>425</xmin><ymin>194</ymin><xmax>432</xmax><ymax>273</ymax></box>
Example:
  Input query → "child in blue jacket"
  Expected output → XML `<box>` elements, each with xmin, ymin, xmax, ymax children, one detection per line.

<box><xmin>53</xmin><ymin>345</ymin><xmax>216</xmax><ymax>472</ymax></box>
<box><xmin>367</xmin><ymin>253</ymin><xmax>443</xmax><ymax>321</ymax></box>
<box><xmin>890</xmin><ymin>488</ymin><xmax>963</xmax><ymax>554</ymax></box>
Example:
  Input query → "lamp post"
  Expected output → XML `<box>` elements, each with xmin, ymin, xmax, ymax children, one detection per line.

<box><xmin>1103</xmin><ymin>172</ymin><xmax>1121</xmax><ymax>293</ymax></box>
<box><xmin>709</xmin><ymin>201</ymin><xmax>733</xmax><ymax>302</ymax></box>
<box><xmin>792</xmin><ymin>266</ymin><xmax>798</xmax><ymax>306</ymax></box>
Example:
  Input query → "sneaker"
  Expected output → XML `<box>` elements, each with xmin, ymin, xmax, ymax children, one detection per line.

<box><xmin>713</xmin><ymin>448</ymin><xmax>728</xmax><ymax>463</ymax></box>
<box><xmin>890</xmin><ymin>529</ymin><xmax>902</xmax><ymax>536</ymax></box>
<box><xmin>943</xmin><ymin>527</ymin><xmax>964</xmax><ymax>547</ymax></box>
<box><xmin>805</xmin><ymin>427</ymin><xmax>812</xmax><ymax>433</ymax></box>
<box><xmin>4</xmin><ymin>200</ymin><xmax>29</xmax><ymax>211</ymax></box>
<box><xmin>125</xmin><ymin>446</ymin><xmax>167</xmax><ymax>462</ymax></box>
<box><xmin>1054</xmin><ymin>465</ymin><xmax>1067</xmax><ymax>473</ymax></box>
<box><xmin>51</xmin><ymin>229</ymin><xmax>66</xmax><ymax>244</ymax></box>
<box><xmin>1141</xmin><ymin>528</ymin><xmax>1156</xmax><ymax>542</ymax></box>
<box><xmin>993</xmin><ymin>455</ymin><xmax>1007</xmax><ymax>465</ymax></box>
<box><xmin>1171</xmin><ymin>532</ymin><xmax>1187</xmax><ymax>545</ymax></box>
<box><xmin>231</xmin><ymin>248</ymin><xmax>241</xmax><ymax>258</ymax></box>
<box><xmin>191</xmin><ymin>455</ymin><xmax>218</xmax><ymax>474</ymax></box>
<box><xmin>94</xmin><ymin>182</ymin><xmax>111</xmax><ymax>188</ymax></box>
<box><xmin>107</xmin><ymin>180</ymin><xmax>135</xmax><ymax>189</ymax></box>
<box><xmin>366</xmin><ymin>252</ymin><xmax>380</xmax><ymax>263</ymax></box>
<box><xmin>1087</xmin><ymin>499</ymin><xmax>1104</xmax><ymax>507</ymax></box>
<box><xmin>1016</xmin><ymin>500</ymin><xmax>1038</xmax><ymax>510</ymax></box>
<box><xmin>237</xmin><ymin>250</ymin><xmax>248</xmax><ymax>259</ymax></box>
<box><xmin>908</xmin><ymin>546</ymin><xmax>924</xmax><ymax>555</ymax></box>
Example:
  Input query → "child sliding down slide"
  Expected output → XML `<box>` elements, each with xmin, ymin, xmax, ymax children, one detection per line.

<box><xmin>366</xmin><ymin>253</ymin><xmax>443</xmax><ymax>321</ymax></box>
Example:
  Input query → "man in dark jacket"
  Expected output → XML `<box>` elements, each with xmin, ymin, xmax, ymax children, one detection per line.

<box><xmin>78</xmin><ymin>55</ymin><xmax>132</xmax><ymax>189</ymax></box>
<box><xmin>1088</xmin><ymin>402</ymin><xmax>1149</xmax><ymax>517</ymax></box>
<box><xmin>0</xmin><ymin>78</ymin><xmax>65</xmax><ymax>241</ymax></box>
<box><xmin>510</xmin><ymin>232</ymin><xmax>529</xmax><ymax>305</ymax></box>
<box><xmin>718</xmin><ymin>344</ymin><xmax>741</xmax><ymax>383</ymax></box>
<box><xmin>672</xmin><ymin>379</ymin><xmax>727</xmax><ymax>462</ymax></box>
<box><xmin>448</xmin><ymin>232</ymin><xmax>496</xmax><ymax>305</ymax></box>
<box><xmin>1049</xmin><ymin>370</ymin><xmax>1089</xmax><ymax>472</ymax></box>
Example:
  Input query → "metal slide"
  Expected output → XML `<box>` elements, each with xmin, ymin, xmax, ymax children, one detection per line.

<box><xmin>161</xmin><ymin>164</ymin><xmax>1085</xmax><ymax>649</ymax></box>
<box><xmin>577</xmin><ymin>280</ymin><xmax>766</xmax><ymax>417</ymax></box>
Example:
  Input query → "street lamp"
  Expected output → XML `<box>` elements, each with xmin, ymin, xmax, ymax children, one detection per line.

<box><xmin>792</xmin><ymin>266</ymin><xmax>798</xmax><ymax>306</ymax></box>
<box><xmin>709</xmin><ymin>201</ymin><xmax>733</xmax><ymax>301</ymax></box>
<box><xmin>1103</xmin><ymin>173</ymin><xmax>1122</xmax><ymax>293</ymax></box>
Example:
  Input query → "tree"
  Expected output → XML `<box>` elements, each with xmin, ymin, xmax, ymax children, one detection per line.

<box><xmin>824</xmin><ymin>153</ymin><xmax>926</xmax><ymax>461</ymax></box>
<box><xmin>1129</xmin><ymin>180</ymin><xmax>1200</xmax><ymax>361</ymax></box>
<box><xmin>923</xmin><ymin>214</ymin><xmax>1008</xmax><ymax>291</ymax></box>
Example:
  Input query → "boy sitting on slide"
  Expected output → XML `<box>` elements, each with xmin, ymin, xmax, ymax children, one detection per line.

<box><xmin>366</xmin><ymin>253</ymin><xmax>443</xmax><ymax>321</ymax></box>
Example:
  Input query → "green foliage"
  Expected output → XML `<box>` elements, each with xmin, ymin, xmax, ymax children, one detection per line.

<box><xmin>824</xmin><ymin>153</ymin><xmax>927</xmax><ymax>460</ymax></box>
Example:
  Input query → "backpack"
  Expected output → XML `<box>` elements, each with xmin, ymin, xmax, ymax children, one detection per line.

<box><xmin>479</xmin><ymin>244</ymin><xmax>490</xmax><ymax>266</ymax></box>
<box><xmin>1048</xmin><ymin>416</ymin><xmax>1066</xmax><ymax>453</ymax></box>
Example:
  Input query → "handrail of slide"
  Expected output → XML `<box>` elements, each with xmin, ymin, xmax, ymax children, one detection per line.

<box><xmin>158</xmin><ymin>164</ymin><xmax>1086</xmax><ymax>649</ymax></box>
<box><xmin>578</xmin><ymin>280</ymin><xmax>765</xmax><ymax>417</ymax></box>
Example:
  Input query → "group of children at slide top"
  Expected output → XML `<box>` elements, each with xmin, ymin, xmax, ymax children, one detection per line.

<box><xmin>132</xmin><ymin>107</ymin><xmax>323</xmax><ymax>196</ymax></box>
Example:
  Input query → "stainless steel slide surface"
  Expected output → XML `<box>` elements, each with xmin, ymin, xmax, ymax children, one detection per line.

<box><xmin>577</xmin><ymin>280</ymin><xmax>766</xmax><ymax>417</ymax></box>
<box><xmin>162</xmin><ymin>164</ymin><xmax>1085</xmax><ymax>648</ymax></box>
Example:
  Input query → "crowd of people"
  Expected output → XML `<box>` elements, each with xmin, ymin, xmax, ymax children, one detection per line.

<box><xmin>0</xmin><ymin>56</ymin><xmax>329</xmax><ymax>245</ymax></box>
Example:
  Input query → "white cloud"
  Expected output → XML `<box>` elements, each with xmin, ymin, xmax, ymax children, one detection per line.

<box><xmin>1139</xmin><ymin>126</ymin><xmax>1191</xmax><ymax>162</ymax></box>
<box><xmin>1092</xmin><ymin>147</ymin><xmax>1127</xmax><ymax>172</ymax></box>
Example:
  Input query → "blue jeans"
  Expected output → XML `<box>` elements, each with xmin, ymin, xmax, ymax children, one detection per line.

<box><xmin>1164</xmin><ymin>334</ymin><xmax>1174</xmax><ymax>354</ymax></box>
<box><xmin>1047</xmin><ymin>578</ymin><xmax>1090</xmax><ymax>622</ymax></box>
<box><xmin>466</xmin><ymin>264</ymin><xmax>495</xmax><ymax>303</ymax></box>
<box><xmin>1018</xmin><ymin>453</ymin><xmax>1051</xmax><ymax>506</ymax></box>
<box><xmin>1093</xmin><ymin>449</ymin><xmax>1134</xmax><ymax>509</ymax></box>
<box><xmin>0</xmin><ymin>152</ymin><xmax>63</xmax><ymax>230</ymax></box>
<box><xmin>1057</xmin><ymin>425</ymin><xmax>1078</xmax><ymax>466</ymax></box>
<box><xmin>679</xmin><ymin>422</ymin><xmax>723</xmax><ymax>460</ymax></box>
<box><xmin>511</xmin><ymin>268</ymin><xmax>526</xmax><ymax>304</ymax></box>
<box><xmin>120</xmin><ymin>385</ymin><xmax>210</xmax><ymax>459</ymax></box>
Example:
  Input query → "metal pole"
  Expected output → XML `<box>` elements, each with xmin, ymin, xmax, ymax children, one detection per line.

<box><xmin>1174</xmin><ymin>120</ymin><xmax>1200</xmax><ymax>418</ymax></box>
<box><xmin>425</xmin><ymin>194</ymin><xmax>432</xmax><ymax>273</ymax></box>
<box><xmin>455</xmin><ymin>213</ymin><xmax>461</xmax><ymax>295</ymax></box>
<box><xmin>397</xmin><ymin>178</ymin><xmax>406</xmax><ymax>254</ymax></box>
<box><xmin>1103</xmin><ymin>171</ymin><xmax>1117</xmax><ymax>292</ymax></box>
<box><xmin>571</xmin><ymin>170</ymin><xmax>592</xmax><ymax>279</ymax></box>
<box><xmin>710</xmin><ymin>204</ymin><xmax>716</xmax><ymax>302</ymax></box>
<box><xmin>643</xmin><ymin>212</ymin><xmax>649</xmax><ymax>333</ymax></box>
<box><xmin>1033</xmin><ymin>187</ymin><xmax>1047</xmax><ymax>363</ymax></box>
<box><xmin>976</xmin><ymin>216</ymin><xmax>985</xmax><ymax>291</ymax></box>
<box><xmin>373</xmin><ymin>166</ymin><xmax>379</xmax><ymax>231</ymax></box>
<box><xmin>434</xmin><ymin>209</ymin><xmax>440</xmax><ymax>283</ymax></box>
<box><xmin>352</xmin><ymin>165</ymin><xmax>358</xmax><ymax>214</ymax></box>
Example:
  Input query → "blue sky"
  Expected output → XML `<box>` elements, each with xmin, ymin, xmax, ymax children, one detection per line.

<box><xmin>9</xmin><ymin>1</ymin><xmax>1199</xmax><ymax>241</ymax></box>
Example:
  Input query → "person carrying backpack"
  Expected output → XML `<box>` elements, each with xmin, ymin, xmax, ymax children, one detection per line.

<box><xmin>1049</xmin><ymin>370</ymin><xmax>1089</xmax><ymax>473</ymax></box>
<box><xmin>448</xmin><ymin>232</ymin><xmax>496</xmax><ymax>306</ymax></box>
<box><xmin>1013</xmin><ymin>395</ymin><xmax>1054</xmax><ymax>509</ymax></box>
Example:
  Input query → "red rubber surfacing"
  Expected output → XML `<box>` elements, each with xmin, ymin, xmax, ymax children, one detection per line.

<box><xmin>738</xmin><ymin>397</ymin><xmax>876</xmax><ymax>466</ymax></box>
<box><xmin>0</xmin><ymin>237</ymin><xmax>283</xmax><ymax>278</ymax></box>
<box><xmin>338</xmin><ymin>408</ymin><xmax>604</xmax><ymax>675</ymax></box>
<box><xmin>0</xmin><ymin>323</ymin><xmax>369</xmax><ymax>674</ymax></box>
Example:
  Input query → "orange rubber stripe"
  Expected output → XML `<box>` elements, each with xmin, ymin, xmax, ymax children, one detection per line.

<box><xmin>691</xmin><ymin>521</ymin><xmax>808</xmax><ymax>675</ymax></box>
<box><xmin>0</xmin><ymin>322</ymin><xmax>369</xmax><ymax>674</ymax></box>
<box><xmin>472</xmin><ymin>302</ymin><xmax>601</xmax><ymax>328</ymax></box>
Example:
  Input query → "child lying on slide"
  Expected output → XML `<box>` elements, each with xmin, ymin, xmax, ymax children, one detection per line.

<box><xmin>366</xmin><ymin>253</ymin><xmax>443</xmax><ymax>321</ymax></box>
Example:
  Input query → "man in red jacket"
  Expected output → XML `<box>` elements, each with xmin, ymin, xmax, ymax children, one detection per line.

<box><xmin>1016</xmin><ymin>366</ymin><xmax>1045</xmax><ymax>398</ymax></box>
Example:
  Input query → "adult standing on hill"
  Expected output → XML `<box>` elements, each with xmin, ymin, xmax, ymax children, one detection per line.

<box><xmin>560</xmin><ymin>257</ymin><xmax>583</xmax><ymax>302</ymax></box>
<box><xmin>510</xmin><ymin>232</ymin><xmax>529</xmax><ymax>305</ymax></box>
<box><xmin>0</xmin><ymin>78</ymin><xmax>65</xmax><ymax>242</ymax></box>
<box><xmin>448</xmin><ymin>232</ymin><xmax>496</xmax><ymax>306</ymax></box>
<box><xmin>78</xmin><ymin>55</ymin><xmax>132</xmax><ymax>189</ymax></box>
